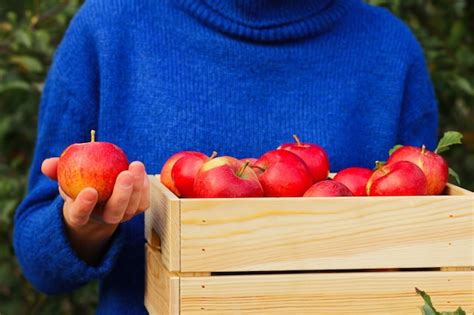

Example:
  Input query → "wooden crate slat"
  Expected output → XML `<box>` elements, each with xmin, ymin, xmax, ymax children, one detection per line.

<box><xmin>145</xmin><ymin>178</ymin><xmax>474</xmax><ymax>314</ymax></box>
<box><xmin>445</xmin><ymin>183</ymin><xmax>474</xmax><ymax>196</ymax></box>
<box><xmin>145</xmin><ymin>245</ymin><xmax>180</xmax><ymax>315</ymax></box>
<box><xmin>180</xmin><ymin>195</ymin><xmax>474</xmax><ymax>271</ymax></box>
<box><xmin>145</xmin><ymin>175</ymin><xmax>181</xmax><ymax>271</ymax></box>
<box><xmin>180</xmin><ymin>271</ymin><xmax>474</xmax><ymax>314</ymax></box>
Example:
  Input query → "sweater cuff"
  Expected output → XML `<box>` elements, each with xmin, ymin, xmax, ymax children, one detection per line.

<box><xmin>55</xmin><ymin>196</ymin><xmax>125</xmax><ymax>280</ymax></box>
<box><xmin>28</xmin><ymin>196</ymin><xmax>125</xmax><ymax>291</ymax></box>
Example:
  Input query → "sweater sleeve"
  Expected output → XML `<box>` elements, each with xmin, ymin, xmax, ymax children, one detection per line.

<box><xmin>397</xmin><ymin>41</ymin><xmax>439</xmax><ymax>150</ymax></box>
<box><xmin>13</xmin><ymin>4</ymin><xmax>125</xmax><ymax>295</ymax></box>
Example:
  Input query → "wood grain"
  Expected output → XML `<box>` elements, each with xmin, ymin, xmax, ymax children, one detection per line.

<box><xmin>180</xmin><ymin>271</ymin><xmax>474</xmax><ymax>314</ymax></box>
<box><xmin>145</xmin><ymin>245</ymin><xmax>180</xmax><ymax>315</ymax></box>
<box><xmin>445</xmin><ymin>183</ymin><xmax>474</xmax><ymax>196</ymax></box>
<box><xmin>145</xmin><ymin>175</ymin><xmax>181</xmax><ymax>272</ymax></box>
<box><xmin>180</xmin><ymin>195</ymin><xmax>474</xmax><ymax>271</ymax></box>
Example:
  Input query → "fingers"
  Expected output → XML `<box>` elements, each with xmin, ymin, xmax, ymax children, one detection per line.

<box><xmin>124</xmin><ymin>162</ymin><xmax>146</xmax><ymax>217</ymax></box>
<box><xmin>138</xmin><ymin>175</ymin><xmax>150</xmax><ymax>212</ymax></box>
<box><xmin>41</xmin><ymin>157</ymin><xmax>59</xmax><ymax>180</ymax></box>
<box><xmin>61</xmin><ymin>160</ymin><xmax>149</xmax><ymax>226</ymax></box>
<box><xmin>63</xmin><ymin>188</ymin><xmax>98</xmax><ymax>227</ymax></box>
<box><xmin>122</xmin><ymin>175</ymin><xmax>150</xmax><ymax>222</ymax></box>
<box><xmin>102</xmin><ymin>171</ymin><xmax>134</xmax><ymax>224</ymax></box>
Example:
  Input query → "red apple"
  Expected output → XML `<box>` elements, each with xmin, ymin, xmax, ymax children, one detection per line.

<box><xmin>160</xmin><ymin>151</ymin><xmax>209</xmax><ymax>196</ymax></box>
<box><xmin>57</xmin><ymin>130</ymin><xmax>129</xmax><ymax>203</ymax></box>
<box><xmin>160</xmin><ymin>151</ymin><xmax>190</xmax><ymax>195</ymax></box>
<box><xmin>193</xmin><ymin>157</ymin><xmax>263</xmax><ymax>198</ymax></box>
<box><xmin>333</xmin><ymin>167</ymin><xmax>373</xmax><ymax>196</ymax></box>
<box><xmin>278</xmin><ymin>135</ymin><xmax>330</xmax><ymax>183</ymax></box>
<box><xmin>303</xmin><ymin>180</ymin><xmax>353</xmax><ymax>197</ymax></box>
<box><xmin>366</xmin><ymin>161</ymin><xmax>428</xmax><ymax>196</ymax></box>
<box><xmin>387</xmin><ymin>145</ymin><xmax>448</xmax><ymax>195</ymax></box>
<box><xmin>254</xmin><ymin>150</ymin><xmax>313</xmax><ymax>197</ymax></box>
<box><xmin>172</xmin><ymin>153</ymin><xmax>214</xmax><ymax>198</ymax></box>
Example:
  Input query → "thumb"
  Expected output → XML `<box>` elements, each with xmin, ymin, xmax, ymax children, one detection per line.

<box><xmin>41</xmin><ymin>157</ymin><xmax>59</xmax><ymax>180</ymax></box>
<box><xmin>63</xmin><ymin>187</ymin><xmax>98</xmax><ymax>227</ymax></box>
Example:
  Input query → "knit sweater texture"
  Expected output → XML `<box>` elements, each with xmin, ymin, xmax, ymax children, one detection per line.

<box><xmin>14</xmin><ymin>0</ymin><xmax>438</xmax><ymax>313</ymax></box>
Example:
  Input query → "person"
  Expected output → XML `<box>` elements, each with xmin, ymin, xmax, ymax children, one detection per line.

<box><xmin>14</xmin><ymin>0</ymin><xmax>438</xmax><ymax>313</ymax></box>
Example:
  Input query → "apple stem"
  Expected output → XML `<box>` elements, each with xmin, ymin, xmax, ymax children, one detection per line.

<box><xmin>210</xmin><ymin>151</ymin><xmax>218</xmax><ymax>159</ymax></box>
<box><xmin>293</xmin><ymin>134</ymin><xmax>302</xmax><ymax>146</ymax></box>
<box><xmin>91</xmin><ymin>130</ymin><xmax>96</xmax><ymax>142</ymax></box>
<box><xmin>237</xmin><ymin>161</ymin><xmax>250</xmax><ymax>177</ymax></box>
<box><xmin>375</xmin><ymin>160</ymin><xmax>384</xmax><ymax>170</ymax></box>
<box><xmin>421</xmin><ymin>144</ymin><xmax>426</xmax><ymax>155</ymax></box>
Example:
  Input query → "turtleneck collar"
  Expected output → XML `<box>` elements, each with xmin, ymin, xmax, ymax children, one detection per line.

<box><xmin>174</xmin><ymin>0</ymin><xmax>357</xmax><ymax>42</ymax></box>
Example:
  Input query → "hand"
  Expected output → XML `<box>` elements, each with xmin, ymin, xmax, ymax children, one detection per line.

<box><xmin>41</xmin><ymin>158</ymin><xmax>150</xmax><ymax>265</ymax></box>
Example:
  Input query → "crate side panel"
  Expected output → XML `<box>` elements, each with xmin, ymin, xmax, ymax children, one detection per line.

<box><xmin>181</xmin><ymin>196</ymin><xmax>473</xmax><ymax>271</ymax></box>
<box><xmin>146</xmin><ymin>175</ymin><xmax>181</xmax><ymax>271</ymax></box>
<box><xmin>145</xmin><ymin>245</ymin><xmax>180</xmax><ymax>315</ymax></box>
<box><xmin>180</xmin><ymin>271</ymin><xmax>474</xmax><ymax>314</ymax></box>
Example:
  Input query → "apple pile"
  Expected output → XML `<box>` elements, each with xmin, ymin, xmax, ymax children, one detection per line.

<box><xmin>369</xmin><ymin>131</ymin><xmax>463</xmax><ymax>196</ymax></box>
<box><xmin>161</xmin><ymin>132</ymin><xmax>462</xmax><ymax>198</ymax></box>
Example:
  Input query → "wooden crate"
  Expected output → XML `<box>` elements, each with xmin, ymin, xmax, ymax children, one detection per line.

<box><xmin>145</xmin><ymin>175</ymin><xmax>474</xmax><ymax>314</ymax></box>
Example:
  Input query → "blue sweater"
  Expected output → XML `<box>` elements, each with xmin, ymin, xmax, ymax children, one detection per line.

<box><xmin>14</xmin><ymin>0</ymin><xmax>438</xmax><ymax>313</ymax></box>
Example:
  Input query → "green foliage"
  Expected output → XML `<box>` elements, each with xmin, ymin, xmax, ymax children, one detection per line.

<box><xmin>448</xmin><ymin>167</ymin><xmax>461</xmax><ymax>185</ymax></box>
<box><xmin>0</xmin><ymin>0</ymin><xmax>473</xmax><ymax>314</ymax></box>
<box><xmin>416</xmin><ymin>288</ymin><xmax>466</xmax><ymax>315</ymax></box>
<box><xmin>0</xmin><ymin>1</ymin><xmax>98</xmax><ymax>314</ymax></box>
<box><xmin>368</xmin><ymin>0</ymin><xmax>474</xmax><ymax>190</ymax></box>
<box><xmin>435</xmin><ymin>131</ymin><xmax>463</xmax><ymax>154</ymax></box>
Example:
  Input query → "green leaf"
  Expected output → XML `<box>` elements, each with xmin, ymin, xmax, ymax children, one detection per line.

<box><xmin>9</xmin><ymin>55</ymin><xmax>43</xmax><ymax>73</ymax></box>
<box><xmin>448</xmin><ymin>168</ymin><xmax>461</xmax><ymax>185</ymax></box>
<box><xmin>0</xmin><ymin>80</ymin><xmax>30</xmax><ymax>94</ymax></box>
<box><xmin>455</xmin><ymin>77</ymin><xmax>474</xmax><ymax>96</ymax></box>
<box><xmin>389</xmin><ymin>144</ymin><xmax>403</xmax><ymax>155</ymax></box>
<box><xmin>14</xmin><ymin>29</ymin><xmax>32</xmax><ymax>49</ymax></box>
<box><xmin>453</xmin><ymin>307</ymin><xmax>466</xmax><ymax>315</ymax></box>
<box><xmin>435</xmin><ymin>131</ymin><xmax>463</xmax><ymax>154</ymax></box>
<box><xmin>422</xmin><ymin>304</ymin><xmax>439</xmax><ymax>315</ymax></box>
<box><xmin>439</xmin><ymin>307</ymin><xmax>466</xmax><ymax>315</ymax></box>
<box><xmin>416</xmin><ymin>288</ymin><xmax>439</xmax><ymax>314</ymax></box>
<box><xmin>33</xmin><ymin>29</ymin><xmax>52</xmax><ymax>54</ymax></box>
<box><xmin>417</xmin><ymin>288</ymin><xmax>466</xmax><ymax>315</ymax></box>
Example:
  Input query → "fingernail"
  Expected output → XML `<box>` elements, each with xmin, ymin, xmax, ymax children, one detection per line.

<box><xmin>83</xmin><ymin>193</ymin><xmax>96</xmax><ymax>203</ymax></box>
<box><xmin>143</xmin><ymin>175</ymin><xmax>148</xmax><ymax>187</ymax></box>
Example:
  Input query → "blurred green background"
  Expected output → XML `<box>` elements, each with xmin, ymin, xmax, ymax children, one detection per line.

<box><xmin>0</xmin><ymin>0</ymin><xmax>473</xmax><ymax>314</ymax></box>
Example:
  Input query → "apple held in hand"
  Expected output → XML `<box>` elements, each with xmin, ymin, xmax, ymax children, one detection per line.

<box><xmin>57</xmin><ymin>130</ymin><xmax>129</xmax><ymax>203</ymax></box>
<box><xmin>366</xmin><ymin>161</ymin><xmax>428</xmax><ymax>196</ymax></box>
<box><xmin>193</xmin><ymin>157</ymin><xmax>263</xmax><ymax>198</ymax></box>
<box><xmin>278</xmin><ymin>135</ymin><xmax>329</xmax><ymax>183</ymax></box>
<box><xmin>160</xmin><ymin>151</ymin><xmax>215</xmax><ymax>197</ymax></box>
<box><xmin>387</xmin><ymin>145</ymin><xmax>448</xmax><ymax>195</ymax></box>
<box><xmin>333</xmin><ymin>167</ymin><xmax>373</xmax><ymax>196</ymax></box>
<box><xmin>303</xmin><ymin>180</ymin><xmax>353</xmax><ymax>197</ymax></box>
<box><xmin>254</xmin><ymin>150</ymin><xmax>313</xmax><ymax>197</ymax></box>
